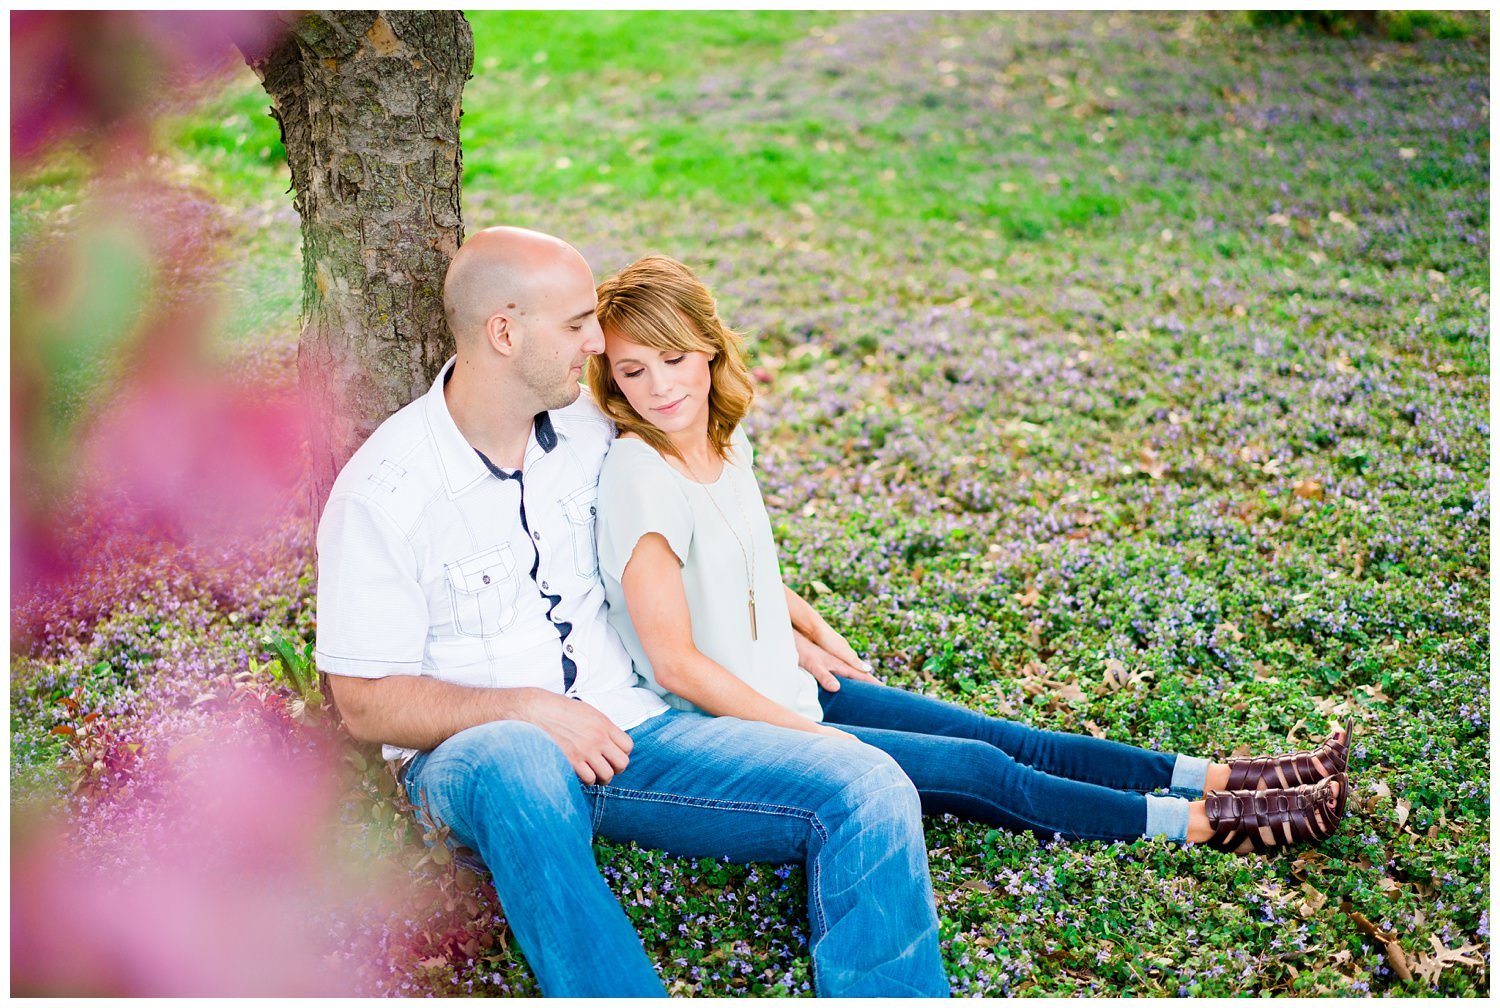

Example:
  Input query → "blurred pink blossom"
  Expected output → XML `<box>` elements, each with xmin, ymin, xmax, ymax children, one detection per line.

<box><xmin>12</xmin><ymin>716</ymin><xmax>412</xmax><ymax>996</ymax></box>
<box><xmin>11</xmin><ymin>10</ymin><xmax>287</xmax><ymax>165</ymax></box>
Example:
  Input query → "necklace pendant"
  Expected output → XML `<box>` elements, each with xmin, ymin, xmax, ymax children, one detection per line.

<box><xmin>749</xmin><ymin>590</ymin><xmax>758</xmax><ymax>641</ymax></box>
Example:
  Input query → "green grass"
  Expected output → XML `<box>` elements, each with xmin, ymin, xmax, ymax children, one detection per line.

<box><xmin>459</xmin><ymin>10</ymin><xmax>1138</xmax><ymax>234</ymax></box>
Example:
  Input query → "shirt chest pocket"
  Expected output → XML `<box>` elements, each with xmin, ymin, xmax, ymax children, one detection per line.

<box><xmin>560</xmin><ymin>482</ymin><xmax>599</xmax><ymax>579</ymax></box>
<box><xmin>444</xmin><ymin>545</ymin><xmax>519</xmax><ymax>638</ymax></box>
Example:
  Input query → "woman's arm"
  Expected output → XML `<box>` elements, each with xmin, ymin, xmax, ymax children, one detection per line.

<box><xmin>784</xmin><ymin>586</ymin><xmax>880</xmax><ymax>686</ymax></box>
<box><xmin>621</xmin><ymin>532</ymin><xmax>851</xmax><ymax>738</ymax></box>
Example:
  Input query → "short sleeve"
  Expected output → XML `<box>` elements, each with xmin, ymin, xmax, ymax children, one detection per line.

<box><xmin>313</xmin><ymin>493</ymin><xmax>428</xmax><ymax>678</ymax></box>
<box><xmin>596</xmin><ymin>441</ymin><xmax>695</xmax><ymax>581</ymax></box>
<box><xmin>731</xmin><ymin>424</ymin><xmax>754</xmax><ymax>468</ymax></box>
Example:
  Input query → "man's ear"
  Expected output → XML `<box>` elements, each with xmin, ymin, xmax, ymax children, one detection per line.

<box><xmin>485</xmin><ymin>312</ymin><xmax>518</xmax><ymax>356</ymax></box>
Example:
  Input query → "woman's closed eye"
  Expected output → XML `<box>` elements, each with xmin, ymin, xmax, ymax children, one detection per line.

<box><xmin>622</xmin><ymin>357</ymin><xmax>683</xmax><ymax>378</ymax></box>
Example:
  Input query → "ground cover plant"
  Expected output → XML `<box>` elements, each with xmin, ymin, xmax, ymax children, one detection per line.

<box><xmin>10</xmin><ymin>10</ymin><xmax>1489</xmax><ymax>996</ymax></box>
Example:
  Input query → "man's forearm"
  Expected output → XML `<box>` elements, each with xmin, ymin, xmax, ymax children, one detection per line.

<box><xmin>329</xmin><ymin>673</ymin><xmax>547</xmax><ymax>751</ymax></box>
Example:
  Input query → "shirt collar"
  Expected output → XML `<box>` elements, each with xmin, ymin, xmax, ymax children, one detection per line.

<box><xmin>423</xmin><ymin>357</ymin><xmax>562</xmax><ymax>498</ymax></box>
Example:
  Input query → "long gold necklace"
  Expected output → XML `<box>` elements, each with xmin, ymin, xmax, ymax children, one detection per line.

<box><xmin>684</xmin><ymin>451</ymin><xmax>757</xmax><ymax>640</ymax></box>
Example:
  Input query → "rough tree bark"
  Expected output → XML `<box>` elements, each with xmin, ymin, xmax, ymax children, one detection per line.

<box><xmin>248</xmin><ymin>11</ymin><xmax>473</xmax><ymax>516</ymax></box>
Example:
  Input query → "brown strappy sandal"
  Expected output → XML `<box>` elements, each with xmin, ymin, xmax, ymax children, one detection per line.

<box><xmin>1225</xmin><ymin>723</ymin><xmax>1352</xmax><ymax>792</ymax></box>
<box><xmin>1203</xmin><ymin>773</ymin><xmax>1344</xmax><ymax>854</ymax></box>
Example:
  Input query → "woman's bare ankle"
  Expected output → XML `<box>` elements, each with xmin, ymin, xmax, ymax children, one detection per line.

<box><xmin>1204</xmin><ymin>763</ymin><xmax>1231</xmax><ymax>793</ymax></box>
<box><xmin>1186</xmin><ymin>801</ymin><xmax>1213</xmax><ymax>843</ymax></box>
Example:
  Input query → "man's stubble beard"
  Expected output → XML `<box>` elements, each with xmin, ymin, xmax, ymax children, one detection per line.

<box><xmin>520</xmin><ymin>356</ymin><xmax>584</xmax><ymax>413</ymax></box>
<box><xmin>546</xmin><ymin>381</ymin><xmax>584</xmax><ymax>411</ymax></box>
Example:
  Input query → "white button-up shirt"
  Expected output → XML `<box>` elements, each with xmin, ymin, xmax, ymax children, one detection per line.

<box><xmin>315</xmin><ymin>357</ymin><xmax>667</xmax><ymax>760</ymax></box>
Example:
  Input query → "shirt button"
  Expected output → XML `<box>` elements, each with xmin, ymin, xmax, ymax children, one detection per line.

<box><xmin>542</xmin><ymin>581</ymin><xmax>550</xmax><ymax>591</ymax></box>
<box><xmin>565</xmin><ymin>644</ymin><xmax>574</xmax><ymax>654</ymax></box>
<box><xmin>482</xmin><ymin>574</ymin><xmax>491</xmax><ymax>584</ymax></box>
<box><xmin>533</xmin><ymin>531</ymin><xmax>541</xmax><ymax>541</ymax></box>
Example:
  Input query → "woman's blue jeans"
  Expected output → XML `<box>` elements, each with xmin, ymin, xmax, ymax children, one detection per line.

<box><xmin>820</xmin><ymin>679</ymin><xmax>1203</xmax><ymax>842</ymax></box>
<box><xmin>403</xmin><ymin>708</ymin><xmax>948</xmax><ymax>998</ymax></box>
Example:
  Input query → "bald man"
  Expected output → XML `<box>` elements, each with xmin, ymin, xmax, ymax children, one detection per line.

<box><xmin>314</xmin><ymin>227</ymin><xmax>947</xmax><ymax>998</ymax></box>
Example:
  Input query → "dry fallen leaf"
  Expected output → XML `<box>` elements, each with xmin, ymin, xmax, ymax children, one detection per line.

<box><xmin>1411</xmin><ymin>936</ymin><xmax>1485</xmax><ymax>986</ymax></box>
<box><xmin>1294</xmin><ymin>478</ymin><xmax>1325</xmax><ymax>501</ymax></box>
<box><xmin>1256</xmin><ymin>880</ymin><xmax>1288</xmax><ymax>904</ymax></box>
<box><xmin>1101</xmin><ymin>658</ymin><xmax>1153</xmax><ymax>694</ymax></box>
<box><xmin>1349</xmin><ymin>911</ymin><xmax>1412</xmax><ymax>981</ymax></box>
<box><xmin>1016</xmin><ymin>585</ymin><xmax>1041</xmax><ymax>607</ymax></box>
<box><xmin>1328</xmin><ymin>210</ymin><xmax>1358</xmax><ymax>232</ymax></box>
<box><xmin>1053</xmin><ymin>680</ymin><xmax>1087</xmax><ymax>703</ymax></box>
<box><xmin>1016</xmin><ymin>665</ymin><xmax>1086</xmax><ymax>705</ymax></box>
<box><xmin>1298</xmin><ymin>882</ymin><xmax>1328</xmax><ymax>918</ymax></box>
<box><xmin>1313</xmin><ymin>695</ymin><xmax>1351</xmax><ymax>721</ymax></box>
<box><xmin>1137</xmin><ymin>446</ymin><xmax>1167</xmax><ymax>479</ymax></box>
<box><xmin>1025</xmin><ymin>619</ymin><xmax>1045</xmax><ymax>649</ymax></box>
<box><xmin>1215</xmin><ymin>621</ymin><xmax>1246</xmax><ymax>642</ymax></box>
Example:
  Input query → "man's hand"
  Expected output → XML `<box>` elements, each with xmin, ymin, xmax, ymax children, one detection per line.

<box><xmin>329</xmin><ymin>675</ymin><xmax>633</xmax><ymax>784</ymax></box>
<box><xmin>513</xmin><ymin>689</ymin><xmax>634</xmax><ymax>785</ymax></box>
<box><xmin>795</xmin><ymin>631</ymin><xmax>881</xmax><ymax>692</ymax></box>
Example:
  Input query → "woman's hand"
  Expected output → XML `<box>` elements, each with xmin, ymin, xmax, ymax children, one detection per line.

<box><xmin>785</xmin><ymin>587</ymin><xmax>880</xmax><ymax>691</ymax></box>
<box><xmin>812</xmin><ymin>623</ymin><xmax>875</xmax><ymax>678</ymax></box>
<box><xmin>811</xmin><ymin>722</ymin><xmax>859</xmax><ymax>742</ymax></box>
<box><xmin>794</xmin><ymin>630</ymin><xmax>880</xmax><ymax>692</ymax></box>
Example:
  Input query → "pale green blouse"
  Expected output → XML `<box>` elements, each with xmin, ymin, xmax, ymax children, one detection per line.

<box><xmin>595</xmin><ymin>426</ymin><xmax>823</xmax><ymax>723</ymax></box>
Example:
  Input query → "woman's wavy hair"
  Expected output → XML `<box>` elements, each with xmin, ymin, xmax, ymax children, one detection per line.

<box><xmin>588</xmin><ymin>255</ymin><xmax>754</xmax><ymax>462</ymax></box>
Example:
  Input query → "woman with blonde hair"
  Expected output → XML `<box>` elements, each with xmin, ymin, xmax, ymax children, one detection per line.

<box><xmin>587</xmin><ymin>254</ymin><xmax>1349</xmax><ymax>854</ymax></box>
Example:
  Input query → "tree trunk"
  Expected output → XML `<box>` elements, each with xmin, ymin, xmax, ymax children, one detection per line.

<box><xmin>248</xmin><ymin>11</ymin><xmax>473</xmax><ymax>517</ymax></box>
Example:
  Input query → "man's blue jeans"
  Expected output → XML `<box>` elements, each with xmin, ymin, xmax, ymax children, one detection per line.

<box><xmin>403</xmin><ymin>708</ymin><xmax>948</xmax><ymax>998</ymax></box>
<box><xmin>821</xmin><ymin>679</ymin><xmax>1203</xmax><ymax>842</ymax></box>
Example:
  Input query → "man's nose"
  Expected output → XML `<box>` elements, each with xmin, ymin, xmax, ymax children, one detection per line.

<box><xmin>581</xmin><ymin>319</ymin><xmax>605</xmax><ymax>355</ymax></box>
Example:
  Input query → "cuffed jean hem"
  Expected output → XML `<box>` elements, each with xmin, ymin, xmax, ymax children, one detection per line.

<box><xmin>1144</xmin><ymin>793</ymin><xmax>1191</xmax><ymax>843</ymax></box>
<box><xmin>1169</xmin><ymin>754</ymin><xmax>1210</xmax><ymax>798</ymax></box>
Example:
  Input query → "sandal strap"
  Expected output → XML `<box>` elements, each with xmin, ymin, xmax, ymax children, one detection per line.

<box><xmin>1226</xmin><ymin>753</ymin><xmax>1319</xmax><ymax>791</ymax></box>
<box><xmin>1225</xmin><ymin>726</ymin><xmax>1351</xmax><ymax>791</ymax></box>
<box><xmin>1204</xmin><ymin>779</ymin><xmax>1338</xmax><ymax>853</ymax></box>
